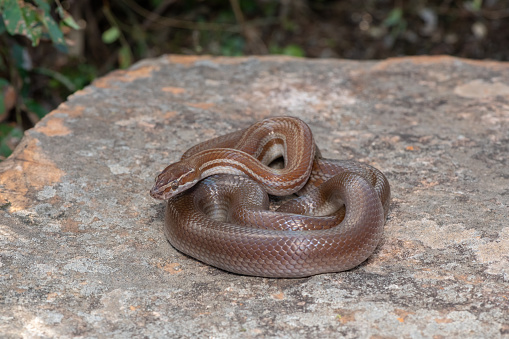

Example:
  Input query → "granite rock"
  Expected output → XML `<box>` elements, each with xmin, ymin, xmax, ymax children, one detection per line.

<box><xmin>0</xmin><ymin>55</ymin><xmax>508</xmax><ymax>338</ymax></box>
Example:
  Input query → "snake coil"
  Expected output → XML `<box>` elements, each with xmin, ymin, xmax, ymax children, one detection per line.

<box><xmin>151</xmin><ymin>117</ymin><xmax>390</xmax><ymax>278</ymax></box>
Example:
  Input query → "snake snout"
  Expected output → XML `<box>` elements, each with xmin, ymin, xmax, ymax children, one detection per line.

<box><xmin>151</xmin><ymin>162</ymin><xmax>198</xmax><ymax>200</ymax></box>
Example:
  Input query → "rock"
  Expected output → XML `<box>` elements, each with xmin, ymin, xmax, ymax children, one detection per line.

<box><xmin>0</xmin><ymin>55</ymin><xmax>508</xmax><ymax>337</ymax></box>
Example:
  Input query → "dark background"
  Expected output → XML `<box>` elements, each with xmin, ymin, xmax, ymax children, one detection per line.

<box><xmin>1</xmin><ymin>0</ymin><xmax>508</xmax><ymax>158</ymax></box>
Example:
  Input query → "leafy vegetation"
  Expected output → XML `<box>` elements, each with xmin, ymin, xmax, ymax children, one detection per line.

<box><xmin>0</xmin><ymin>0</ymin><xmax>507</xmax><ymax>160</ymax></box>
<box><xmin>0</xmin><ymin>0</ymin><xmax>79</xmax><ymax>159</ymax></box>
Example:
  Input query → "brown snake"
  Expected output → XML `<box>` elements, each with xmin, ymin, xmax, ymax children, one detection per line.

<box><xmin>150</xmin><ymin>117</ymin><xmax>390</xmax><ymax>278</ymax></box>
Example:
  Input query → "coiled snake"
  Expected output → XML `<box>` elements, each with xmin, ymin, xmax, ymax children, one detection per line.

<box><xmin>151</xmin><ymin>117</ymin><xmax>390</xmax><ymax>278</ymax></box>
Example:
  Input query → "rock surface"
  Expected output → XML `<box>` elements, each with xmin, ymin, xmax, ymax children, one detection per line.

<box><xmin>1</xmin><ymin>55</ymin><xmax>508</xmax><ymax>338</ymax></box>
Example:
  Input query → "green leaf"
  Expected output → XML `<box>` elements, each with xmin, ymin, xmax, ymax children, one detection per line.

<box><xmin>1</xmin><ymin>0</ymin><xmax>69</xmax><ymax>52</ymax></box>
<box><xmin>33</xmin><ymin>67</ymin><xmax>76</xmax><ymax>92</ymax></box>
<box><xmin>0</xmin><ymin>125</ymin><xmax>23</xmax><ymax>159</ymax></box>
<box><xmin>383</xmin><ymin>8</ymin><xmax>403</xmax><ymax>27</ymax></box>
<box><xmin>149</xmin><ymin>0</ymin><xmax>165</xmax><ymax>7</ymax></box>
<box><xmin>11</xmin><ymin>43</ymin><xmax>28</xmax><ymax>70</ymax></box>
<box><xmin>282</xmin><ymin>44</ymin><xmax>304</xmax><ymax>57</ymax></box>
<box><xmin>56</xmin><ymin>6</ymin><xmax>80</xmax><ymax>30</ymax></box>
<box><xmin>35</xmin><ymin>2</ymin><xmax>68</xmax><ymax>53</ymax></box>
<box><xmin>0</xmin><ymin>78</ymin><xmax>10</xmax><ymax>114</ymax></box>
<box><xmin>0</xmin><ymin>78</ymin><xmax>9</xmax><ymax>87</ymax></box>
<box><xmin>24</xmin><ymin>98</ymin><xmax>48</xmax><ymax>119</ymax></box>
<box><xmin>32</xmin><ymin>0</ymin><xmax>50</xmax><ymax>13</ymax></box>
<box><xmin>0</xmin><ymin>16</ymin><xmax>6</xmax><ymax>34</ymax></box>
<box><xmin>469</xmin><ymin>0</ymin><xmax>483</xmax><ymax>12</ymax></box>
<box><xmin>220</xmin><ymin>35</ymin><xmax>244</xmax><ymax>56</ymax></box>
<box><xmin>0</xmin><ymin>93</ymin><xmax>4</xmax><ymax>116</ymax></box>
<box><xmin>118</xmin><ymin>45</ymin><xmax>132</xmax><ymax>69</ymax></box>
<box><xmin>269</xmin><ymin>44</ymin><xmax>305</xmax><ymax>57</ymax></box>
<box><xmin>0</xmin><ymin>122</ymin><xmax>14</xmax><ymax>137</ymax></box>
<box><xmin>102</xmin><ymin>26</ymin><xmax>120</xmax><ymax>44</ymax></box>
<box><xmin>2</xmin><ymin>0</ymin><xmax>42</xmax><ymax>46</ymax></box>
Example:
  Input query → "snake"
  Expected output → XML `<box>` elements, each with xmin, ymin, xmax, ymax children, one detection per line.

<box><xmin>150</xmin><ymin>117</ymin><xmax>390</xmax><ymax>278</ymax></box>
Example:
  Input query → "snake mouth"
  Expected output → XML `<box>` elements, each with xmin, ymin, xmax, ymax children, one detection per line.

<box><xmin>150</xmin><ymin>179</ymin><xmax>174</xmax><ymax>199</ymax></box>
<box><xmin>150</xmin><ymin>180</ymin><xmax>197</xmax><ymax>200</ymax></box>
<box><xmin>149</xmin><ymin>185</ymin><xmax>165</xmax><ymax>200</ymax></box>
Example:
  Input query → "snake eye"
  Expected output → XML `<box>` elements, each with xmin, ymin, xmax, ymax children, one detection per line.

<box><xmin>170</xmin><ymin>180</ymin><xmax>179</xmax><ymax>190</ymax></box>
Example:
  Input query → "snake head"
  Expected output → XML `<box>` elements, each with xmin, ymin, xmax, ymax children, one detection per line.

<box><xmin>150</xmin><ymin>162</ymin><xmax>198</xmax><ymax>200</ymax></box>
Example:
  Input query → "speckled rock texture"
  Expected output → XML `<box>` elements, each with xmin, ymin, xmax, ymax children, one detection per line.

<box><xmin>0</xmin><ymin>55</ymin><xmax>508</xmax><ymax>338</ymax></box>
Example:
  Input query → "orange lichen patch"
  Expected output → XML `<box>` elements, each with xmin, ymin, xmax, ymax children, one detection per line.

<box><xmin>49</xmin><ymin>103</ymin><xmax>85</xmax><ymax>118</ymax></box>
<box><xmin>156</xmin><ymin>262</ymin><xmax>182</xmax><ymax>274</ymax></box>
<box><xmin>164</xmin><ymin>111</ymin><xmax>177</xmax><ymax>119</ymax></box>
<box><xmin>271</xmin><ymin>292</ymin><xmax>285</xmax><ymax>300</ymax></box>
<box><xmin>123</xmin><ymin>65</ymin><xmax>160</xmax><ymax>79</ymax></box>
<box><xmin>167</xmin><ymin>54</ymin><xmax>204</xmax><ymax>66</ymax></box>
<box><xmin>0</xmin><ymin>136</ymin><xmax>65</xmax><ymax>211</ymax></box>
<box><xmin>371</xmin><ymin>55</ymin><xmax>509</xmax><ymax>72</ymax></box>
<box><xmin>186</xmin><ymin>102</ymin><xmax>215</xmax><ymax>110</ymax></box>
<box><xmin>61</xmin><ymin>219</ymin><xmax>80</xmax><ymax>233</ymax></box>
<box><xmin>334</xmin><ymin>309</ymin><xmax>361</xmax><ymax>324</ymax></box>
<box><xmin>68</xmin><ymin>87</ymin><xmax>94</xmax><ymax>98</ymax></box>
<box><xmin>167</xmin><ymin>54</ymin><xmax>294</xmax><ymax>66</ymax></box>
<box><xmin>311</xmin><ymin>103</ymin><xmax>327</xmax><ymax>112</ymax></box>
<box><xmin>46</xmin><ymin>292</ymin><xmax>59</xmax><ymax>301</ymax></box>
<box><xmin>371</xmin><ymin>55</ymin><xmax>453</xmax><ymax>71</ymax></box>
<box><xmin>452</xmin><ymin>274</ymin><xmax>485</xmax><ymax>285</ymax></box>
<box><xmin>36</xmin><ymin>118</ymin><xmax>71</xmax><ymax>137</ymax></box>
<box><xmin>419</xmin><ymin>179</ymin><xmax>439</xmax><ymax>188</ymax></box>
<box><xmin>394</xmin><ymin>309</ymin><xmax>414</xmax><ymax>323</ymax></box>
<box><xmin>453</xmin><ymin>57</ymin><xmax>509</xmax><ymax>70</ymax></box>
<box><xmin>412</xmin><ymin>269</ymin><xmax>453</xmax><ymax>281</ymax></box>
<box><xmin>435</xmin><ymin>318</ymin><xmax>453</xmax><ymax>324</ymax></box>
<box><xmin>366</xmin><ymin>239</ymin><xmax>423</xmax><ymax>271</ymax></box>
<box><xmin>92</xmin><ymin>75</ymin><xmax>117</xmax><ymax>89</ymax></box>
<box><xmin>162</xmin><ymin>87</ymin><xmax>186</xmax><ymax>94</ymax></box>
<box><xmin>93</xmin><ymin>65</ymin><xmax>160</xmax><ymax>88</ymax></box>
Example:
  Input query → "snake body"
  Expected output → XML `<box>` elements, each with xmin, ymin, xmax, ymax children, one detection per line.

<box><xmin>151</xmin><ymin>117</ymin><xmax>390</xmax><ymax>278</ymax></box>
